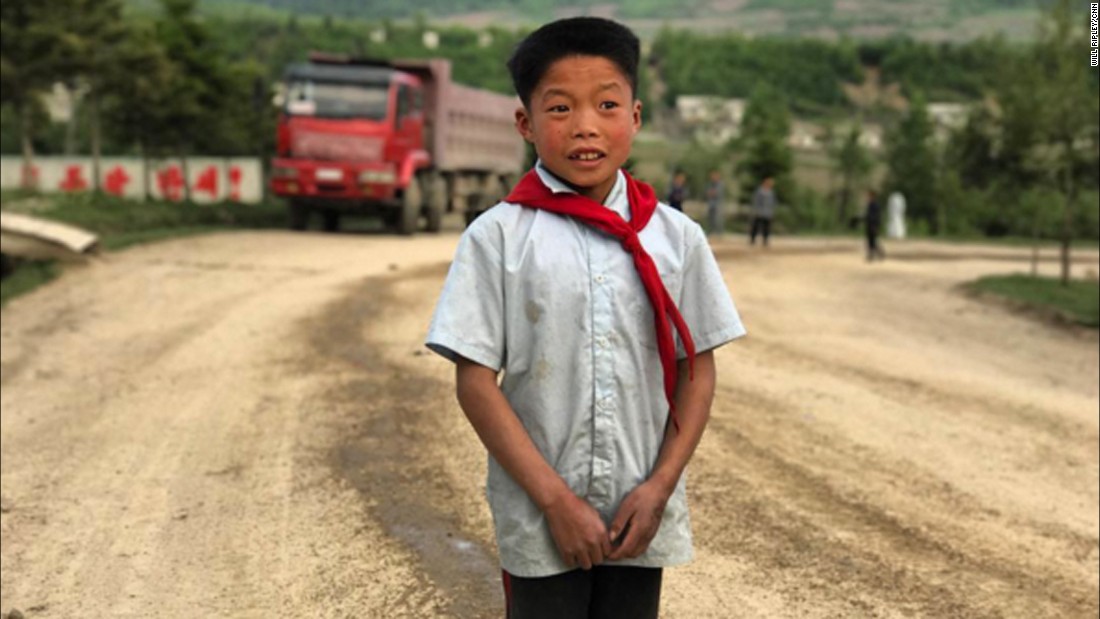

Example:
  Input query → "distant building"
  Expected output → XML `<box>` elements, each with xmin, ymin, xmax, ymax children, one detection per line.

<box><xmin>787</xmin><ymin>120</ymin><xmax>822</xmax><ymax>150</ymax></box>
<box><xmin>42</xmin><ymin>82</ymin><xmax>85</xmax><ymax>124</ymax></box>
<box><xmin>927</xmin><ymin>102</ymin><xmax>968</xmax><ymax>141</ymax></box>
<box><xmin>674</xmin><ymin>95</ymin><xmax>745</xmax><ymax>144</ymax></box>
<box><xmin>858</xmin><ymin>124</ymin><xmax>883</xmax><ymax>150</ymax></box>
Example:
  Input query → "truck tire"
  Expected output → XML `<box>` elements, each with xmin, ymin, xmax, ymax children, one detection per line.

<box><xmin>322</xmin><ymin>210</ymin><xmax>341</xmax><ymax>233</ymax></box>
<box><xmin>289</xmin><ymin>200</ymin><xmax>310</xmax><ymax>231</ymax></box>
<box><xmin>465</xmin><ymin>192</ymin><xmax>485</xmax><ymax>227</ymax></box>
<box><xmin>501</xmin><ymin>173</ymin><xmax>521</xmax><ymax>193</ymax></box>
<box><xmin>424</xmin><ymin>173</ymin><xmax>446</xmax><ymax>233</ymax></box>
<box><xmin>398</xmin><ymin>176</ymin><xmax>423</xmax><ymax>236</ymax></box>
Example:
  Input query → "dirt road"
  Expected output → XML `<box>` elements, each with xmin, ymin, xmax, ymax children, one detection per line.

<box><xmin>2</xmin><ymin>230</ymin><xmax>1097</xmax><ymax>618</ymax></box>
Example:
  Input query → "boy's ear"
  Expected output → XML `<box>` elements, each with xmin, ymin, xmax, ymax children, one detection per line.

<box><xmin>632</xmin><ymin>99</ymin><xmax>643</xmax><ymax>134</ymax></box>
<box><xmin>515</xmin><ymin>106</ymin><xmax>535</xmax><ymax>143</ymax></box>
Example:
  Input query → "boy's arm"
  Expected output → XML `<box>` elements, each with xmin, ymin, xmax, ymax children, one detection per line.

<box><xmin>607</xmin><ymin>350</ymin><xmax>716</xmax><ymax>560</ymax></box>
<box><xmin>455</xmin><ymin>356</ymin><xmax>613</xmax><ymax>570</ymax></box>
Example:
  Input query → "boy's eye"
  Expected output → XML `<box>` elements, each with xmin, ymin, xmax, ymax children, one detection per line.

<box><xmin>547</xmin><ymin>105</ymin><xmax>569</xmax><ymax>113</ymax></box>
<box><xmin>600</xmin><ymin>101</ymin><xmax>620</xmax><ymax>110</ymax></box>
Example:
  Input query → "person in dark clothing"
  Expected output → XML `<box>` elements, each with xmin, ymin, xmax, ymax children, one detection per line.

<box><xmin>749</xmin><ymin>176</ymin><xmax>776</xmax><ymax>247</ymax></box>
<box><xmin>864</xmin><ymin>189</ymin><xmax>885</xmax><ymax>262</ymax></box>
<box><xmin>666</xmin><ymin>172</ymin><xmax>687</xmax><ymax>212</ymax></box>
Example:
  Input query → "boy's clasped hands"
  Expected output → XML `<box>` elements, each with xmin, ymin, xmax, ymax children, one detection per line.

<box><xmin>543</xmin><ymin>478</ymin><xmax>672</xmax><ymax>570</ymax></box>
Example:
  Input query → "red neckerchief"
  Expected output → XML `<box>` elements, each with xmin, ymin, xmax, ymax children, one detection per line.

<box><xmin>505</xmin><ymin>169</ymin><xmax>696</xmax><ymax>432</ymax></box>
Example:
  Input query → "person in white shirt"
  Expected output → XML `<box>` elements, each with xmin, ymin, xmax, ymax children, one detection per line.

<box><xmin>426</xmin><ymin>17</ymin><xmax>745</xmax><ymax>619</ymax></box>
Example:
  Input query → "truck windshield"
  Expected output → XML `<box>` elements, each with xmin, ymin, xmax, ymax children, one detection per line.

<box><xmin>284</xmin><ymin>80</ymin><xmax>389</xmax><ymax>120</ymax></box>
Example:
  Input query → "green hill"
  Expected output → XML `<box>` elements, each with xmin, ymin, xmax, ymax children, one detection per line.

<box><xmin>186</xmin><ymin>0</ymin><xmax>1044</xmax><ymax>41</ymax></box>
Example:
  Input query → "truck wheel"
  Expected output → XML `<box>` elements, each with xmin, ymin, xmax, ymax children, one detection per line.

<box><xmin>289</xmin><ymin>201</ymin><xmax>310</xmax><ymax>231</ymax></box>
<box><xmin>465</xmin><ymin>192</ymin><xmax>485</xmax><ymax>227</ymax></box>
<box><xmin>322</xmin><ymin>210</ymin><xmax>341</xmax><ymax>233</ymax></box>
<box><xmin>398</xmin><ymin>176</ymin><xmax>423</xmax><ymax>236</ymax></box>
<box><xmin>424</xmin><ymin>173</ymin><xmax>446</xmax><ymax>233</ymax></box>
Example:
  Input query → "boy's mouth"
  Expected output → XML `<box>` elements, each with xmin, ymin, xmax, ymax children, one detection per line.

<box><xmin>568</xmin><ymin>150</ymin><xmax>606</xmax><ymax>162</ymax></box>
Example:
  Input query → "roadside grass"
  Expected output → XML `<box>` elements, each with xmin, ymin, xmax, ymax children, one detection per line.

<box><xmin>1</xmin><ymin>190</ymin><xmax>287</xmax><ymax>307</ymax></box>
<box><xmin>1</xmin><ymin>190</ymin><xmax>286</xmax><ymax>236</ymax></box>
<box><xmin>966</xmin><ymin>274</ymin><xmax>1100</xmax><ymax>329</ymax></box>
<box><xmin>0</xmin><ymin>259</ymin><xmax>59</xmax><ymax>307</ymax></box>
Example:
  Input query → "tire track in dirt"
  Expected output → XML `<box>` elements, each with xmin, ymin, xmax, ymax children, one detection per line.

<box><xmin>695</xmin><ymin>382</ymin><xmax>1098</xmax><ymax>618</ymax></box>
<box><xmin>307</xmin><ymin>263</ymin><xmax>503</xmax><ymax>618</ymax></box>
<box><xmin>755</xmin><ymin>338</ymin><xmax>1099</xmax><ymax>460</ymax></box>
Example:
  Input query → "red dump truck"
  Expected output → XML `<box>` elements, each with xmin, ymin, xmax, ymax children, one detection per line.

<box><xmin>271</xmin><ymin>54</ymin><xmax>526</xmax><ymax>233</ymax></box>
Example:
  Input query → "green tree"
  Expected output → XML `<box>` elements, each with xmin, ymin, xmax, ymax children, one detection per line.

<box><xmin>101</xmin><ymin>24</ymin><xmax>176</xmax><ymax>199</ymax></box>
<box><xmin>66</xmin><ymin>0</ymin><xmax>131</xmax><ymax>192</ymax></box>
<box><xmin>829</xmin><ymin>123</ymin><xmax>872</xmax><ymax>224</ymax></box>
<box><xmin>884</xmin><ymin>94</ymin><xmax>939</xmax><ymax>234</ymax></box>
<box><xmin>735</xmin><ymin>84</ymin><xmax>794</xmax><ymax>202</ymax></box>
<box><xmin>945</xmin><ymin>104</ymin><xmax>998</xmax><ymax>190</ymax></box>
<box><xmin>1030</xmin><ymin>0</ymin><xmax>1100</xmax><ymax>284</ymax></box>
<box><xmin>155</xmin><ymin>0</ymin><xmax>235</xmax><ymax>201</ymax></box>
<box><xmin>0</xmin><ymin>0</ymin><xmax>80</xmax><ymax>188</ymax></box>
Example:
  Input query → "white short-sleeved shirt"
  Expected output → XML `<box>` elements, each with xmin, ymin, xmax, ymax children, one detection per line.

<box><xmin>425</xmin><ymin>162</ymin><xmax>746</xmax><ymax>577</ymax></box>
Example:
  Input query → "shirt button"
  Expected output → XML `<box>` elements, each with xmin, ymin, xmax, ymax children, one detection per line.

<box><xmin>596</xmin><ymin>336</ymin><xmax>608</xmax><ymax>348</ymax></box>
<box><xmin>595</xmin><ymin>274</ymin><xmax>606</xmax><ymax>283</ymax></box>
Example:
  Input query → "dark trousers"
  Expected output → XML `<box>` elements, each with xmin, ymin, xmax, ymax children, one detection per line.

<box><xmin>866</xmin><ymin>226</ymin><xmax>885</xmax><ymax>261</ymax></box>
<box><xmin>750</xmin><ymin>216</ymin><xmax>772</xmax><ymax>246</ymax></box>
<box><xmin>503</xmin><ymin>566</ymin><xmax>663</xmax><ymax>619</ymax></box>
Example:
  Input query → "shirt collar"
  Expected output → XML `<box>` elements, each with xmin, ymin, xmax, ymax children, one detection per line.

<box><xmin>533</xmin><ymin>159</ymin><xmax>630</xmax><ymax>221</ymax></box>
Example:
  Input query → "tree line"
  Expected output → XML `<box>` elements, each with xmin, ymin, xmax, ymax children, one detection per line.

<box><xmin>1</xmin><ymin>0</ymin><xmax>274</xmax><ymax>200</ymax></box>
<box><xmin>721</xmin><ymin>0</ymin><xmax>1097</xmax><ymax>284</ymax></box>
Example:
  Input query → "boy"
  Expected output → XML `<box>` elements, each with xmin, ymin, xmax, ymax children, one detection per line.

<box><xmin>425</xmin><ymin>17</ymin><xmax>745</xmax><ymax>619</ymax></box>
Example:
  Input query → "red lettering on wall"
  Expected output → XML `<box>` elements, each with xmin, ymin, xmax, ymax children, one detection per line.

<box><xmin>59</xmin><ymin>165</ymin><xmax>88</xmax><ymax>192</ymax></box>
<box><xmin>156</xmin><ymin>166</ymin><xmax>185</xmax><ymax>202</ymax></box>
<box><xmin>104</xmin><ymin>166</ymin><xmax>131</xmax><ymax>196</ymax></box>
<box><xmin>194</xmin><ymin>166</ymin><xmax>219</xmax><ymax>197</ymax></box>
<box><xmin>228</xmin><ymin>166</ymin><xmax>242</xmax><ymax>202</ymax></box>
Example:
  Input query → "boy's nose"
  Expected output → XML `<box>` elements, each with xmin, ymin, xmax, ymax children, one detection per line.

<box><xmin>570</xmin><ymin>108</ymin><xmax>600</xmax><ymax>138</ymax></box>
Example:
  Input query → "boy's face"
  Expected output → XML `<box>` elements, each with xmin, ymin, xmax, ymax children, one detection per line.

<box><xmin>515</xmin><ymin>55</ymin><xmax>641</xmax><ymax>203</ymax></box>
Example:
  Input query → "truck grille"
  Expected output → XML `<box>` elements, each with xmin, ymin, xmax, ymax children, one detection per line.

<box><xmin>292</xmin><ymin>132</ymin><xmax>383</xmax><ymax>162</ymax></box>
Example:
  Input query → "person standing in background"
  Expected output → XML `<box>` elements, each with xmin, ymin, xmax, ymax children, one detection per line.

<box><xmin>887</xmin><ymin>191</ymin><xmax>907</xmax><ymax>239</ymax></box>
<box><xmin>705</xmin><ymin>170</ymin><xmax>724</xmax><ymax>237</ymax></box>
<box><xmin>749</xmin><ymin>176</ymin><xmax>776</xmax><ymax>247</ymax></box>
<box><xmin>865</xmin><ymin>189</ymin><xmax>886</xmax><ymax>262</ymax></box>
<box><xmin>667</xmin><ymin>172</ymin><xmax>688</xmax><ymax>212</ymax></box>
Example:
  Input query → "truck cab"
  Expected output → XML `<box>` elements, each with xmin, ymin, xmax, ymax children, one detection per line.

<box><xmin>271</xmin><ymin>60</ymin><xmax>432</xmax><ymax>233</ymax></box>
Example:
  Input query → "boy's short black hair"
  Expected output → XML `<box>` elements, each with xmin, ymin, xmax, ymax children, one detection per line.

<box><xmin>507</xmin><ymin>17</ymin><xmax>640</xmax><ymax>108</ymax></box>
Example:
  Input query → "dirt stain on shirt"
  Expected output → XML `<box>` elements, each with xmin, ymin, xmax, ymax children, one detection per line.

<box><xmin>525</xmin><ymin>300</ymin><xmax>543</xmax><ymax>324</ymax></box>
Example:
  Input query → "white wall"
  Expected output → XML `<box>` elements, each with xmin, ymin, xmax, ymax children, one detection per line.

<box><xmin>0</xmin><ymin>157</ymin><xmax>265</xmax><ymax>204</ymax></box>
